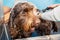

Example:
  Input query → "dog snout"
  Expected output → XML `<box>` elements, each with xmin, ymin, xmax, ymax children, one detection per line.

<box><xmin>33</xmin><ymin>18</ymin><xmax>40</xmax><ymax>27</ymax></box>
<box><xmin>35</xmin><ymin>19</ymin><xmax>40</xmax><ymax>26</ymax></box>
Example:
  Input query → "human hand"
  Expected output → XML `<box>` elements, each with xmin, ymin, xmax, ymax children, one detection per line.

<box><xmin>3</xmin><ymin>6</ymin><xmax>11</xmax><ymax>23</ymax></box>
<box><xmin>3</xmin><ymin>6</ymin><xmax>11</xmax><ymax>14</ymax></box>
<box><xmin>48</xmin><ymin>4</ymin><xmax>60</xmax><ymax>9</ymax></box>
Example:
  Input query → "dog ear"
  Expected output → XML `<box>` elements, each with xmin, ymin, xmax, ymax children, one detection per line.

<box><xmin>8</xmin><ymin>10</ymin><xmax>15</xmax><ymax>28</ymax></box>
<box><xmin>8</xmin><ymin>10</ymin><xmax>19</xmax><ymax>39</ymax></box>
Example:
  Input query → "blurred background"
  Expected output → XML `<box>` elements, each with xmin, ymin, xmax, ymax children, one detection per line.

<box><xmin>0</xmin><ymin>0</ymin><xmax>4</xmax><ymax>40</ymax></box>
<box><xmin>3</xmin><ymin>0</ymin><xmax>60</xmax><ymax>10</ymax></box>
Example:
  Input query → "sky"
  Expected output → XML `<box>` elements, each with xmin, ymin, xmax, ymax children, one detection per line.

<box><xmin>3</xmin><ymin>0</ymin><xmax>60</xmax><ymax>10</ymax></box>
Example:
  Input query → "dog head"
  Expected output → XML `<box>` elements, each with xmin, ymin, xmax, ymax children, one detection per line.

<box><xmin>8</xmin><ymin>2</ymin><xmax>40</xmax><ymax>38</ymax></box>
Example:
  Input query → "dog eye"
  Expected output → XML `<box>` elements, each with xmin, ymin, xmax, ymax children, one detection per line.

<box><xmin>23</xmin><ymin>8</ymin><xmax>33</xmax><ymax>12</ymax></box>
<box><xmin>37</xmin><ymin>13</ymin><xmax>39</xmax><ymax>15</ymax></box>
<box><xmin>24</xmin><ymin>8</ymin><xmax>28</xmax><ymax>12</ymax></box>
<box><xmin>22</xmin><ymin>14</ymin><xmax>26</xmax><ymax>16</ymax></box>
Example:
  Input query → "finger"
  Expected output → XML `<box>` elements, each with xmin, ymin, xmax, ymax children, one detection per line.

<box><xmin>3</xmin><ymin>6</ymin><xmax>11</xmax><ymax>14</ymax></box>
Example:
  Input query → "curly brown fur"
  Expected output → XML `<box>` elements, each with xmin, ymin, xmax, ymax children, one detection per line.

<box><xmin>7</xmin><ymin>2</ymin><xmax>58</xmax><ymax>39</ymax></box>
<box><xmin>8</xmin><ymin>2</ymin><xmax>40</xmax><ymax>39</ymax></box>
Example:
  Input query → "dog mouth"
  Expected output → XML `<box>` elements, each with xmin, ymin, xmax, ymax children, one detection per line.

<box><xmin>34</xmin><ymin>23</ymin><xmax>40</xmax><ymax>27</ymax></box>
<box><xmin>33</xmin><ymin>20</ymin><xmax>40</xmax><ymax>27</ymax></box>
<box><xmin>31</xmin><ymin>21</ymin><xmax>40</xmax><ymax>29</ymax></box>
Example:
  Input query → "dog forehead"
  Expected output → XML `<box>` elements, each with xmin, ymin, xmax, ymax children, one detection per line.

<box><xmin>12</xmin><ymin>2</ymin><xmax>37</xmax><ymax>10</ymax></box>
